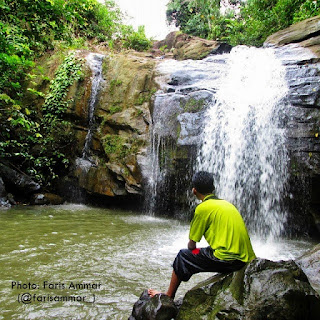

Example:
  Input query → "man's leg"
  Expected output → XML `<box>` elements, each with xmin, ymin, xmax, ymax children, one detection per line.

<box><xmin>166</xmin><ymin>270</ymin><xmax>181</xmax><ymax>299</ymax></box>
<box><xmin>148</xmin><ymin>269</ymin><xmax>181</xmax><ymax>299</ymax></box>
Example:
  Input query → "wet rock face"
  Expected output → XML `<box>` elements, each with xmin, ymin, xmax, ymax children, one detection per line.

<box><xmin>147</xmin><ymin>55</ymin><xmax>225</xmax><ymax>217</ymax></box>
<box><xmin>176</xmin><ymin>258</ymin><xmax>320</xmax><ymax>320</ymax></box>
<box><xmin>267</xmin><ymin>18</ymin><xmax>320</xmax><ymax>236</ymax></box>
<box><xmin>0</xmin><ymin>177</ymin><xmax>10</xmax><ymax>207</ymax></box>
<box><xmin>265</xmin><ymin>18</ymin><xmax>320</xmax><ymax>183</ymax></box>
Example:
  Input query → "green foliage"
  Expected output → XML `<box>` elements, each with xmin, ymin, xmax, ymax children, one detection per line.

<box><xmin>293</xmin><ymin>0</ymin><xmax>320</xmax><ymax>22</ymax></box>
<box><xmin>0</xmin><ymin>20</ymin><xmax>34</xmax><ymax>100</ymax></box>
<box><xmin>236</xmin><ymin>0</ymin><xmax>309</xmax><ymax>46</ymax></box>
<box><xmin>121</xmin><ymin>25</ymin><xmax>152</xmax><ymax>51</ymax></box>
<box><xmin>43</xmin><ymin>52</ymin><xmax>83</xmax><ymax>123</ymax></box>
<box><xmin>102</xmin><ymin>133</ymin><xmax>144</xmax><ymax>162</ymax></box>
<box><xmin>166</xmin><ymin>0</ymin><xmax>320</xmax><ymax>46</ymax></box>
<box><xmin>0</xmin><ymin>52</ymin><xmax>82</xmax><ymax>186</ymax></box>
<box><xmin>0</xmin><ymin>0</ymin><xmax>123</xmax><ymax>51</ymax></box>
<box><xmin>167</xmin><ymin>0</ymin><xmax>194</xmax><ymax>30</ymax></box>
<box><xmin>102</xmin><ymin>134</ymin><xmax>128</xmax><ymax>160</ymax></box>
<box><xmin>0</xmin><ymin>0</ymin><xmax>151</xmax><ymax>104</ymax></box>
<box><xmin>109</xmin><ymin>79</ymin><xmax>123</xmax><ymax>92</ymax></box>
<box><xmin>108</xmin><ymin>104</ymin><xmax>123</xmax><ymax>115</ymax></box>
<box><xmin>183</xmin><ymin>97</ymin><xmax>206</xmax><ymax>113</ymax></box>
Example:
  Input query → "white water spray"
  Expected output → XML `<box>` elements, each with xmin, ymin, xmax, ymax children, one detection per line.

<box><xmin>197</xmin><ymin>46</ymin><xmax>290</xmax><ymax>239</ymax></box>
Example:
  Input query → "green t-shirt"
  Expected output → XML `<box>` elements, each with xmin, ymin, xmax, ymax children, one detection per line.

<box><xmin>189</xmin><ymin>195</ymin><xmax>256</xmax><ymax>263</ymax></box>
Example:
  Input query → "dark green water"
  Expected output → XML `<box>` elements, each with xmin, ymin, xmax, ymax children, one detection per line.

<box><xmin>0</xmin><ymin>205</ymin><xmax>316</xmax><ymax>319</ymax></box>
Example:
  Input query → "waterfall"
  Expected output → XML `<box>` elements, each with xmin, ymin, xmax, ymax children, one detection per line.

<box><xmin>82</xmin><ymin>53</ymin><xmax>105</xmax><ymax>161</ymax></box>
<box><xmin>71</xmin><ymin>53</ymin><xmax>104</xmax><ymax>202</ymax></box>
<box><xmin>147</xmin><ymin>46</ymin><xmax>290</xmax><ymax>238</ymax></box>
<box><xmin>144</xmin><ymin>94</ymin><xmax>180</xmax><ymax>215</ymax></box>
<box><xmin>145</xmin><ymin>56</ymin><xmax>227</xmax><ymax>216</ymax></box>
<box><xmin>144</xmin><ymin>129</ymin><xmax>163</xmax><ymax>215</ymax></box>
<box><xmin>197</xmin><ymin>46</ymin><xmax>290</xmax><ymax>239</ymax></box>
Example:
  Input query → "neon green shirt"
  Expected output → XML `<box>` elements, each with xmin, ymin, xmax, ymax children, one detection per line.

<box><xmin>189</xmin><ymin>195</ymin><xmax>256</xmax><ymax>262</ymax></box>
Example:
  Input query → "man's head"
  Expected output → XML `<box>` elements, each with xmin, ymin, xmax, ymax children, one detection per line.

<box><xmin>192</xmin><ymin>171</ymin><xmax>215</xmax><ymax>197</ymax></box>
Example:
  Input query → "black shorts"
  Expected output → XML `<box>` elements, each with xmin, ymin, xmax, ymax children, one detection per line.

<box><xmin>173</xmin><ymin>246</ymin><xmax>246</xmax><ymax>282</ymax></box>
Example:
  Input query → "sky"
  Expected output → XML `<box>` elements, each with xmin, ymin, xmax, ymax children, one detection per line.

<box><xmin>111</xmin><ymin>0</ymin><xmax>177</xmax><ymax>40</ymax></box>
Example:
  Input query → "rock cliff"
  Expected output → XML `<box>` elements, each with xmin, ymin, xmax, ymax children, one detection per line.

<box><xmin>265</xmin><ymin>15</ymin><xmax>320</xmax><ymax>235</ymax></box>
<box><xmin>66</xmin><ymin>51</ymin><xmax>156</xmax><ymax>205</ymax></box>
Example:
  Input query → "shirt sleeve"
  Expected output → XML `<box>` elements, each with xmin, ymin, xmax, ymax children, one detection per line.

<box><xmin>189</xmin><ymin>205</ymin><xmax>207</xmax><ymax>242</ymax></box>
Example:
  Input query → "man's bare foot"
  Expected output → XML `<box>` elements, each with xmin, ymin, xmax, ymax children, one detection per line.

<box><xmin>148</xmin><ymin>289</ymin><xmax>164</xmax><ymax>297</ymax></box>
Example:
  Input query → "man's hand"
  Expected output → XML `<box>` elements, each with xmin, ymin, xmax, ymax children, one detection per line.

<box><xmin>188</xmin><ymin>239</ymin><xmax>196</xmax><ymax>250</ymax></box>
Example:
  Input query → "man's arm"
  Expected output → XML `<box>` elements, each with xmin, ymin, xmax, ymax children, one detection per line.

<box><xmin>188</xmin><ymin>239</ymin><xmax>196</xmax><ymax>250</ymax></box>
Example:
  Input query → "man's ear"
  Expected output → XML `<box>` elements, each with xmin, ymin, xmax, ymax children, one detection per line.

<box><xmin>192</xmin><ymin>188</ymin><xmax>197</xmax><ymax>195</ymax></box>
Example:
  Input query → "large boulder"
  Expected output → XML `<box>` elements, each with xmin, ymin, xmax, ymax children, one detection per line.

<box><xmin>51</xmin><ymin>51</ymin><xmax>157</xmax><ymax>203</ymax></box>
<box><xmin>24</xmin><ymin>49</ymin><xmax>156</xmax><ymax>205</ymax></box>
<box><xmin>30</xmin><ymin>193</ymin><xmax>64</xmax><ymax>205</ymax></box>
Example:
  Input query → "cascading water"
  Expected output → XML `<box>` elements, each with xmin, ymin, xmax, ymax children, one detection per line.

<box><xmin>197</xmin><ymin>46</ymin><xmax>290</xmax><ymax>239</ymax></box>
<box><xmin>75</xmin><ymin>53</ymin><xmax>104</xmax><ymax>173</ymax></box>
<box><xmin>72</xmin><ymin>53</ymin><xmax>104</xmax><ymax>202</ymax></box>
<box><xmin>144</xmin><ymin>94</ymin><xmax>181</xmax><ymax>215</ymax></box>
<box><xmin>82</xmin><ymin>53</ymin><xmax>105</xmax><ymax>160</ymax></box>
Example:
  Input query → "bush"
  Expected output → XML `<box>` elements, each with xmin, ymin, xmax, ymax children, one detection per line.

<box><xmin>121</xmin><ymin>25</ymin><xmax>152</xmax><ymax>51</ymax></box>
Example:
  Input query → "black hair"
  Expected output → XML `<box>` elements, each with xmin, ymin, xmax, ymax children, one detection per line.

<box><xmin>192</xmin><ymin>171</ymin><xmax>215</xmax><ymax>195</ymax></box>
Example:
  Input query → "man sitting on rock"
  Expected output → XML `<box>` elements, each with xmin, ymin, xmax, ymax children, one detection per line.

<box><xmin>148</xmin><ymin>171</ymin><xmax>256</xmax><ymax>299</ymax></box>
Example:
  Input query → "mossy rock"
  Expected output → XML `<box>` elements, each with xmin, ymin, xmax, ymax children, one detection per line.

<box><xmin>97</xmin><ymin>52</ymin><xmax>157</xmax><ymax>114</ymax></box>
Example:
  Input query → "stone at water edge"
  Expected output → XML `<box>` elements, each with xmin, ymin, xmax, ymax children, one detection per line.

<box><xmin>30</xmin><ymin>193</ymin><xmax>64</xmax><ymax>205</ymax></box>
<box><xmin>129</xmin><ymin>289</ymin><xmax>178</xmax><ymax>320</ymax></box>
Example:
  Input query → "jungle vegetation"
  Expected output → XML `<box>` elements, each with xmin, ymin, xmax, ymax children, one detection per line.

<box><xmin>0</xmin><ymin>0</ymin><xmax>152</xmax><ymax>187</ymax></box>
<box><xmin>166</xmin><ymin>0</ymin><xmax>320</xmax><ymax>46</ymax></box>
